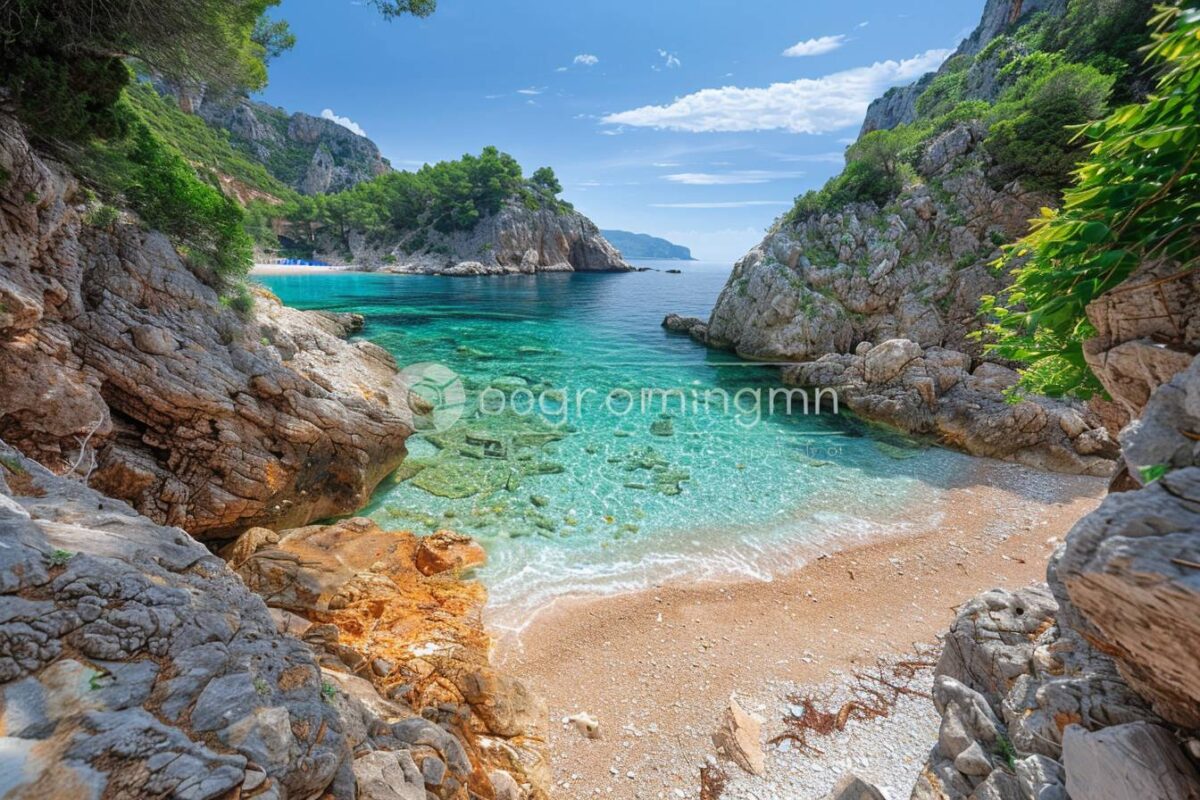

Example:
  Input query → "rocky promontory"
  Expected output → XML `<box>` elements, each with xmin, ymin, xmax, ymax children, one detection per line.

<box><xmin>704</xmin><ymin>123</ymin><xmax>1048</xmax><ymax>363</ymax></box>
<box><xmin>345</xmin><ymin>202</ymin><xmax>632</xmax><ymax>276</ymax></box>
<box><xmin>0</xmin><ymin>116</ymin><xmax>412</xmax><ymax>539</ymax></box>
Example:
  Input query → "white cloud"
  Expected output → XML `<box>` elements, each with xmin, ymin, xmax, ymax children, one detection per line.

<box><xmin>517</xmin><ymin>87</ymin><xmax>545</xmax><ymax>95</ymax></box>
<box><xmin>320</xmin><ymin>108</ymin><xmax>367</xmax><ymax>137</ymax></box>
<box><xmin>651</xmin><ymin>201</ymin><xmax>791</xmax><ymax>209</ymax></box>
<box><xmin>858</xmin><ymin>20</ymin><xmax>870</xmax><ymax>28</ymax></box>
<box><xmin>652</xmin><ymin>161</ymin><xmax>682</xmax><ymax>168</ymax></box>
<box><xmin>573</xmin><ymin>53</ymin><xmax>600</xmax><ymax>66</ymax></box>
<box><xmin>603</xmin><ymin>48</ymin><xmax>950</xmax><ymax>134</ymax></box>
<box><xmin>663</xmin><ymin>170</ymin><xmax>804</xmax><ymax>185</ymax></box>
<box><xmin>783</xmin><ymin>34</ymin><xmax>847</xmax><ymax>58</ymax></box>
<box><xmin>656</xmin><ymin>49</ymin><xmax>682</xmax><ymax>70</ymax></box>
<box><xmin>555</xmin><ymin>66</ymin><xmax>569</xmax><ymax>73</ymax></box>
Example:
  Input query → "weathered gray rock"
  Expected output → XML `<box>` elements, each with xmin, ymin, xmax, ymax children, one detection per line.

<box><xmin>1062</xmin><ymin>722</ymin><xmax>1200</xmax><ymax>800</ymax></box>
<box><xmin>0</xmin><ymin>444</ymin><xmax>350</xmax><ymax>798</ymax></box>
<box><xmin>785</xmin><ymin>341</ymin><xmax>1117</xmax><ymax>475</ymax></box>
<box><xmin>662</xmin><ymin>313</ymin><xmax>710</xmax><ymax>344</ymax></box>
<box><xmin>348</xmin><ymin>202</ymin><xmax>631</xmax><ymax>275</ymax></box>
<box><xmin>0</xmin><ymin>115</ymin><xmax>412</xmax><ymax>539</ymax></box>
<box><xmin>1052</xmin><ymin>466</ymin><xmax>1200</xmax><ymax>727</ymax></box>
<box><xmin>821</xmin><ymin>773</ymin><xmax>885</xmax><ymax>800</ymax></box>
<box><xmin>353</xmin><ymin>750</ymin><xmax>427</xmax><ymax>800</ymax></box>
<box><xmin>1015</xmin><ymin>755</ymin><xmax>1065</xmax><ymax>800</ymax></box>
<box><xmin>707</xmin><ymin>126</ymin><xmax>1054</xmax><ymax>362</ymax></box>
<box><xmin>1083</xmin><ymin>260</ymin><xmax>1200</xmax><ymax>421</ymax></box>
<box><xmin>937</xmin><ymin>587</ymin><xmax>1059</xmax><ymax>706</ymax></box>
<box><xmin>1120</xmin><ymin>354</ymin><xmax>1200</xmax><ymax>481</ymax></box>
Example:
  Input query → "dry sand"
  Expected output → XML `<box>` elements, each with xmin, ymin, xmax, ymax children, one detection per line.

<box><xmin>250</xmin><ymin>263</ymin><xmax>359</xmax><ymax>275</ymax></box>
<box><xmin>492</xmin><ymin>464</ymin><xmax>1107</xmax><ymax>799</ymax></box>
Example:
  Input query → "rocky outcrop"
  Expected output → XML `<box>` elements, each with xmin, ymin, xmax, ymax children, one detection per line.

<box><xmin>860</xmin><ymin>0</ymin><xmax>1068</xmax><ymax>135</ymax></box>
<box><xmin>345</xmin><ymin>203</ymin><xmax>632</xmax><ymax>276</ymax></box>
<box><xmin>707</xmin><ymin>124</ymin><xmax>1050</xmax><ymax>361</ymax></box>
<box><xmin>783</xmin><ymin>339</ymin><xmax>1118</xmax><ymax>476</ymax></box>
<box><xmin>1082</xmin><ymin>259</ymin><xmax>1200</xmax><ymax>421</ymax></box>
<box><xmin>223</xmin><ymin>517</ymin><xmax>550</xmax><ymax>799</ymax></box>
<box><xmin>172</xmin><ymin>88</ymin><xmax>392</xmax><ymax>195</ymax></box>
<box><xmin>661</xmin><ymin>313</ymin><xmax>710</xmax><ymax>345</ymax></box>
<box><xmin>0</xmin><ymin>445</ymin><xmax>352</xmax><ymax>798</ymax></box>
<box><xmin>0</xmin><ymin>446</ymin><xmax>546</xmax><ymax>800</ymax></box>
<box><xmin>821</xmin><ymin>354</ymin><xmax>1200</xmax><ymax>800</ymax></box>
<box><xmin>0</xmin><ymin>116</ymin><xmax>413</xmax><ymax>539</ymax></box>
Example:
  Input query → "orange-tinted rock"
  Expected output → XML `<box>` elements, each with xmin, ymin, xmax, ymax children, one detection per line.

<box><xmin>227</xmin><ymin>518</ymin><xmax>549</xmax><ymax>800</ymax></box>
<box><xmin>416</xmin><ymin>530</ymin><xmax>488</xmax><ymax>576</ymax></box>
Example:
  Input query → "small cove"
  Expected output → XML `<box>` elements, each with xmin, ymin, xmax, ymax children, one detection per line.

<box><xmin>260</xmin><ymin>262</ymin><xmax>1040</xmax><ymax>630</ymax></box>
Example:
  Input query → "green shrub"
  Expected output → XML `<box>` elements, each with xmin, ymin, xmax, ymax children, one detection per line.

<box><xmin>84</xmin><ymin>203</ymin><xmax>121</xmax><ymax>230</ymax></box>
<box><xmin>984</xmin><ymin>62</ymin><xmax>1113</xmax><ymax>191</ymax></box>
<box><xmin>981</xmin><ymin>6</ymin><xmax>1200</xmax><ymax>397</ymax></box>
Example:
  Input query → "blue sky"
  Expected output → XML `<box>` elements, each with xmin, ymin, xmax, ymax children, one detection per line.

<box><xmin>259</xmin><ymin>1</ymin><xmax>982</xmax><ymax>261</ymax></box>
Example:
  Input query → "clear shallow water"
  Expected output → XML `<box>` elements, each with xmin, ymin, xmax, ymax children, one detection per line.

<box><xmin>260</xmin><ymin>260</ymin><xmax>971</xmax><ymax>630</ymax></box>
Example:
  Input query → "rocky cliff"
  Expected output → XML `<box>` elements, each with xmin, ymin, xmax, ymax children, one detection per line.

<box><xmin>0</xmin><ymin>115</ymin><xmax>411</xmax><ymax>539</ymax></box>
<box><xmin>860</xmin><ymin>0</ymin><xmax>1068</xmax><ymax>135</ymax></box>
<box><xmin>170</xmin><ymin>86</ymin><xmax>392</xmax><ymax>196</ymax></box>
<box><xmin>345</xmin><ymin>202</ymin><xmax>633</xmax><ymax>276</ymax></box>
<box><xmin>706</xmin><ymin>123</ymin><xmax>1047</xmax><ymax>362</ymax></box>
<box><xmin>0</xmin><ymin>446</ymin><xmax>549</xmax><ymax>800</ymax></box>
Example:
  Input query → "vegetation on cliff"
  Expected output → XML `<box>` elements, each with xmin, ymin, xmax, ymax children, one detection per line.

<box><xmin>265</xmin><ymin>149</ymin><xmax>573</xmax><ymax>257</ymax></box>
<box><xmin>786</xmin><ymin>0</ymin><xmax>1157</xmax><ymax>224</ymax></box>
<box><xmin>0</xmin><ymin>0</ymin><xmax>434</xmax><ymax>298</ymax></box>
<box><xmin>982</xmin><ymin>5</ymin><xmax>1200</xmax><ymax>397</ymax></box>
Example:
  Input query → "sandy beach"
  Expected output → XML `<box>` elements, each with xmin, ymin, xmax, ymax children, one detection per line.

<box><xmin>493</xmin><ymin>467</ymin><xmax>1107</xmax><ymax>800</ymax></box>
<box><xmin>251</xmin><ymin>263</ymin><xmax>362</xmax><ymax>275</ymax></box>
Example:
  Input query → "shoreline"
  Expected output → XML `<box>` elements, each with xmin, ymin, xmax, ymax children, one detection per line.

<box><xmin>251</xmin><ymin>263</ymin><xmax>365</xmax><ymax>275</ymax></box>
<box><xmin>491</xmin><ymin>470</ymin><xmax>1105</xmax><ymax>799</ymax></box>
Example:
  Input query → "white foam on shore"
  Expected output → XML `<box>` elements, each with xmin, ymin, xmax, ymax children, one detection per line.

<box><xmin>482</xmin><ymin>503</ymin><xmax>925</xmax><ymax>637</ymax></box>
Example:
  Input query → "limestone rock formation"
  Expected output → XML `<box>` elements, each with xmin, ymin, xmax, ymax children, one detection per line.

<box><xmin>0</xmin><ymin>445</ymin><xmax>351</xmax><ymax>799</ymax></box>
<box><xmin>1082</xmin><ymin>259</ymin><xmax>1200</xmax><ymax>422</ymax></box>
<box><xmin>346</xmin><ymin>202</ymin><xmax>632</xmax><ymax>275</ymax></box>
<box><xmin>188</xmin><ymin>90</ymin><xmax>392</xmax><ymax>195</ymax></box>
<box><xmin>0</xmin><ymin>116</ymin><xmax>412</xmax><ymax>539</ymax></box>
<box><xmin>1052</xmin><ymin>465</ymin><xmax>1200</xmax><ymax>728</ymax></box>
<box><xmin>784</xmin><ymin>339</ymin><xmax>1117</xmax><ymax>475</ymax></box>
<box><xmin>661</xmin><ymin>313</ymin><xmax>710</xmax><ymax>345</ymax></box>
<box><xmin>224</xmin><ymin>517</ymin><xmax>551</xmax><ymax>799</ymax></box>
<box><xmin>1062</xmin><ymin>722</ymin><xmax>1200</xmax><ymax>800</ymax></box>
<box><xmin>706</xmin><ymin>125</ymin><xmax>1051</xmax><ymax>361</ymax></box>
<box><xmin>861</xmin><ymin>0</ymin><xmax>1068</xmax><ymax>134</ymax></box>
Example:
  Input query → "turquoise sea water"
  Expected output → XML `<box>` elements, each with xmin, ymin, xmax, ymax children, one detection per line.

<box><xmin>260</xmin><ymin>261</ymin><xmax>972</xmax><ymax>630</ymax></box>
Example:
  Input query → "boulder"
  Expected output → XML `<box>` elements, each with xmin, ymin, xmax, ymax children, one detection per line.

<box><xmin>1052</xmin><ymin>467</ymin><xmax>1200</xmax><ymax>727</ymax></box>
<box><xmin>785</xmin><ymin>342</ymin><xmax>1117</xmax><ymax>476</ymax></box>
<box><xmin>1062</xmin><ymin>722</ymin><xmax>1200</xmax><ymax>800</ymax></box>
<box><xmin>712</xmin><ymin>696</ymin><xmax>765</xmax><ymax>776</ymax></box>
<box><xmin>225</xmin><ymin>517</ymin><xmax>550</xmax><ymax>799</ymax></box>
<box><xmin>821</xmin><ymin>773</ymin><xmax>885</xmax><ymax>800</ymax></box>
<box><xmin>0</xmin><ymin>444</ymin><xmax>350</xmax><ymax>799</ymax></box>
<box><xmin>1083</xmin><ymin>259</ymin><xmax>1200</xmax><ymax>420</ymax></box>
<box><xmin>415</xmin><ymin>529</ymin><xmax>487</xmax><ymax>576</ymax></box>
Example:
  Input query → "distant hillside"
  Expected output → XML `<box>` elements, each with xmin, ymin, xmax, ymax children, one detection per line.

<box><xmin>154</xmin><ymin>82</ymin><xmax>391</xmax><ymax>195</ymax></box>
<box><xmin>601</xmin><ymin>230</ymin><xmax>695</xmax><ymax>261</ymax></box>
